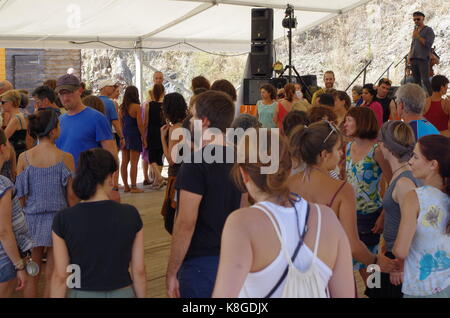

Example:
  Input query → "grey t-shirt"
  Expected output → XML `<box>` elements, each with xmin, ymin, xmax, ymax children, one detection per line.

<box><xmin>410</xmin><ymin>26</ymin><xmax>435</xmax><ymax>60</ymax></box>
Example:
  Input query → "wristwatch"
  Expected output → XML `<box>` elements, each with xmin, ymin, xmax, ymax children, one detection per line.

<box><xmin>14</xmin><ymin>259</ymin><xmax>25</xmax><ymax>271</ymax></box>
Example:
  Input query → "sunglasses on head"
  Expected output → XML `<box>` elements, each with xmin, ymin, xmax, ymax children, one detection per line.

<box><xmin>322</xmin><ymin>120</ymin><xmax>339</xmax><ymax>144</ymax></box>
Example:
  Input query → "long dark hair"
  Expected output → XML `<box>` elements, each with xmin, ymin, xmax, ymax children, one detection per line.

<box><xmin>28</xmin><ymin>109</ymin><xmax>59</xmax><ymax>139</ymax></box>
<box><xmin>120</xmin><ymin>86</ymin><xmax>140</xmax><ymax>115</ymax></box>
<box><xmin>72</xmin><ymin>148</ymin><xmax>118</xmax><ymax>200</ymax></box>
<box><xmin>417</xmin><ymin>135</ymin><xmax>450</xmax><ymax>233</ymax></box>
<box><xmin>152</xmin><ymin>84</ymin><xmax>165</xmax><ymax>102</ymax></box>
<box><xmin>162</xmin><ymin>93</ymin><xmax>187</xmax><ymax>124</ymax></box>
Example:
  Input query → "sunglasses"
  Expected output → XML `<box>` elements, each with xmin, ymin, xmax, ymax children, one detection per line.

<box><xmin>323</xmin><ymin>120</ymin><xmax>339</xmax><ymax>144</ymax></box>
<box><xmin>413</xmin><ymin>18</ymin><xmax>422</xmax><ymax>21</ymax></box>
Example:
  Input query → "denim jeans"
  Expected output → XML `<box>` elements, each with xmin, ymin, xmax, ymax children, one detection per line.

<box><xmin>0</xmin><ymin>259</ymin><xmax>16</xmax><ymax>283</ymax></box>
<box><xmin>178</xmin><ymin>256</ymin><xmax>219</xmax><ymax>298</ymax></box>
<box><xmin>410</xmin><ymin>58</ymin><xmax>432</xmax><ymax>96</ymax></box>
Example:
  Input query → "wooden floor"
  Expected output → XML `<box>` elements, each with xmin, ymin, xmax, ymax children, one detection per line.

<box><xmin>121</xmin><ymin>187</ymin><xmax>171</xmax><ymax>298</ymax></box>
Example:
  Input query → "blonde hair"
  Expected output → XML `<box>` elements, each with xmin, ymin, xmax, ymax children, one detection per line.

<box><xmin>0</xmin><ymin>90</ymin><xmax>22</xmax><ymax>108</ymax></box>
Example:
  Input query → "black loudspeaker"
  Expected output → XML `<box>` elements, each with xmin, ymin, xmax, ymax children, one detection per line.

<box><xmin>298</xmin><ymin>75</ymin><xmax>317</xmax><ymax>88</ymax></box>
<box><xmin>243</xmin><ymin>78</ymin><xmax>272</xmax><ymax>105</ymax></box>
<box><xmin>269</xmin><ymin>77</ymin><xmax>287</xmax><ymax>89</ymax></box>
<box><xmin>251</xmin><ymin>8</ymin><xmax>273</xmax><ymax>42</ymax></box>
<box><xmin>250</xmin><ymin>43</ymin><xmax>273</xmax><ymax>78</ymax></box>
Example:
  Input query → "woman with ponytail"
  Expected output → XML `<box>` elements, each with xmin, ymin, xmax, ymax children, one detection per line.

<box><xmin>393</xmin><ymin>135</ymin><xmax>450</xmax><ymax>298</ymax></box>
<box><xmin>15</xmin><ymin>110</ymin><xmax>76</xmax><ymax>297</ymax></box>
<box><xmin>368</xmin><ymin>121</ymin><xmax>421</xmax><ymax>298</ymax></box>
<box><xmin>213</xmin><ymin>130</ymin><xmax>354</xmax><ymax>298</ymax></box>
<box><xmin>288</xmin><ymin>122</ymin><xmax>395</xmax><ymax>290</ymax></box>
<box><xmin>51</xmin><ymin>148</ymin><xmax>146</xmax><ymax>298</ymax></box>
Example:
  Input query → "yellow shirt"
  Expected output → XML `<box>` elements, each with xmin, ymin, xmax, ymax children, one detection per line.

<box><xmin>311</xmin><ymin>88</ymin><xmax>325</xmax><ymax>105</ymax></box>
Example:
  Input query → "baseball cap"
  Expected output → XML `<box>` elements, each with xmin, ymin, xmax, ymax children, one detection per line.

<box><xmin>98</xmin><ymin>79</ymin><xmax>116</xmax><ymax>90</ymax></box>
<box><xmin>55</xmin><ymin>74</ymin><xmax>81</xmax><ymax>93</ymax></box>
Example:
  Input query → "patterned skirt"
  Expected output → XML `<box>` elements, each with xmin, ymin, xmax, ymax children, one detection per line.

<box><xmin>25</xmin><ymin>211</ymin><xmax>58</xmax><ymax>247</ymax></box>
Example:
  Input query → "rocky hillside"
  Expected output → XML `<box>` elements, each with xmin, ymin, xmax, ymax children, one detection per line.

<box><xmin>275</xmin><ymin>0</ymin><xmax>450</xmax><ymax>90</ymax></box>
<box><xmin>81</xmin><ymin>49</ymin><xmax>247</xmax><ymax>100</ymax></box>
<box><xmin>81</xmin><ymin>0</ymin><xmax>449</xmax><ymax>98</ymax></box>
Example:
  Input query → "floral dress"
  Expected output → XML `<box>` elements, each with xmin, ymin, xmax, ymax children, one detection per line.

<box><xmin>345</xmin><ymin>142</ymin><xmax>383</xmax><ymax>270</ymax></box>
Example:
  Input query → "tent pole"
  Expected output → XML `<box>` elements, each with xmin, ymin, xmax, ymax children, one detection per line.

<box><xmin>134</xmin><ymin>40</ymin><xmax>144</xmax><ymax>103</ymax></box>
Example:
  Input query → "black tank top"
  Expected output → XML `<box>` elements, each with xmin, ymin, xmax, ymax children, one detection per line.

<box><xmin>9</xmin><ymin>115</ymin><xmax>27</xmax><ymax>159</ymax></box>
<box><xmin>147</xmin><ymin>101</ymin><xmax>164</xmax><ymax>150</ymax></box>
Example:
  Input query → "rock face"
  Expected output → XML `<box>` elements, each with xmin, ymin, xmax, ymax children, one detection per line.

<box><xmin>274</xmin><ymin>0</ymin><xmax>450</xmax><ymax>90</ymax></box>
<box><xmin>80</xmin><ymin>0</ymin><xmax>449</xmax><ymax>98</ymax></box>
<box><xmin>81</xmin><ymin>49</ymin><xmax>247</xmax><ymax>100</ymax></box>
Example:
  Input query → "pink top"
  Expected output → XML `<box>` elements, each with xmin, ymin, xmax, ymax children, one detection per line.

<box><xmin>365</xmin><ymin>101</ymin><xmax>383</xmax><ymax>128</ymax></box>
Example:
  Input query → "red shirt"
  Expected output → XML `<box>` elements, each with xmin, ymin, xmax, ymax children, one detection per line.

<box><xmin>424</xmin><ymin>100</ymin><xmax>448</xmax><ymax>131</ymax></box>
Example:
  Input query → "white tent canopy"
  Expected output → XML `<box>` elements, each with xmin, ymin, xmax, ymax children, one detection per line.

<box><xmin>0</xmin><ymin>0</ymin><xmax>372</xmax><ymax>51</ymax></box>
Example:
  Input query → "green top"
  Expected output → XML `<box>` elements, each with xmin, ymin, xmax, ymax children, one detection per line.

<box><xmin>257</xmin><ymin>100</ymin><xmax>277</xmax><ymax>128</ymax></box>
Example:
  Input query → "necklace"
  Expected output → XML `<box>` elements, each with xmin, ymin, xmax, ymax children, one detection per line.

<box><xmin>392</xmin><ymin>164</ymin><xmax>409</xmax><ymax>178</ymax></box>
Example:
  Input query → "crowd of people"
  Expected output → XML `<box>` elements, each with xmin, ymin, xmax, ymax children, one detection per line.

<box><xmin>0</xmin><ymin>40</ymin><xmax>449</xmax><ymax>299</ymax></box>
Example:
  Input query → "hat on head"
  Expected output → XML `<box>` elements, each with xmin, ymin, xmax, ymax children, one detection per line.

<box><xmin>55</xmin><ymin>74</ymin><xmax>81</xmax><ymax>93</ymax></box>
<box><xmin>98</xmin><ymin>79</ymin><xmax>116</xmax><ymax>90</ymax></box>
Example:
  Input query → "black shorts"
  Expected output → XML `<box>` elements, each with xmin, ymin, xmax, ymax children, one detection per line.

<box><xmin>148</xmin><ymin>148</ymin><xmax>164</xmax><ymax>166</ymax></box>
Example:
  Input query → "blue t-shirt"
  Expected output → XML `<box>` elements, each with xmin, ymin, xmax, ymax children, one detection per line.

<box><xmin>99</xmin><ymin>96</ymin><xmax>118</xmax><ymax>126</ymax></box>
<box><xmin>408</xmin><ymin>119</ymin><xmax>440</xmax><ymax>140</ymax></box>
<box><xmin>56</xmin><ymin>107</ymin><xmax>113</xmax><ymax>166</ymax></box>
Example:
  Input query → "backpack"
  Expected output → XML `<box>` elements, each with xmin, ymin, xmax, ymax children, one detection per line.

<box><xmin>255</xmin><ymin>202</ymin><xmax>329</xmax><ymax>298</ymax></box>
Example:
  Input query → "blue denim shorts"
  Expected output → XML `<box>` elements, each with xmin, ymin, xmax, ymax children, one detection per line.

<box><xmin>0</xmin><ymin>259</ymin><xmax>16</xmax><ymax>283</ymax></box>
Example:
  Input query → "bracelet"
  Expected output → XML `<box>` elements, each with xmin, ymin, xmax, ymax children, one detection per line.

<box><xmin>14</xmin><ymin>258</ymin><xmax>25</xmax><ymax>271</ymax></box>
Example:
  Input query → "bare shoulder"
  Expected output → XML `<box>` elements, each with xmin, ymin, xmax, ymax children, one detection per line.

<box><xmin>339</xmin><ymin>182</ymin><xmax>356</xmax><ymax>201</ymax></box>
<box><xmin>62</xmin><ymin>151</ymin><xmax>75</xmax><ymax>171</ymax></box>
<box><xmin>16</xmin><ymin>151</ymin><xmax>27</xmax><ymax>171</ymax></box>
<box><xmin>309</xmin><ymin>203</ymin><xmax>345</xmax><ymax>238</ymax></box>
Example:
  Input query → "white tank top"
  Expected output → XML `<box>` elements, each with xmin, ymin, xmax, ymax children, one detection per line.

<box><xmin>238</xmin><ymin>199</ymin><xmax>333</xmax><ymax>298</ymax></box>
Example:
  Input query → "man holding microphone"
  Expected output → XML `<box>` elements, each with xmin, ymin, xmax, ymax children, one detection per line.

<box><xmin>407</xmin><ymin>11</ymin><xmax>435</xmax><ymax>96</ymax></box>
